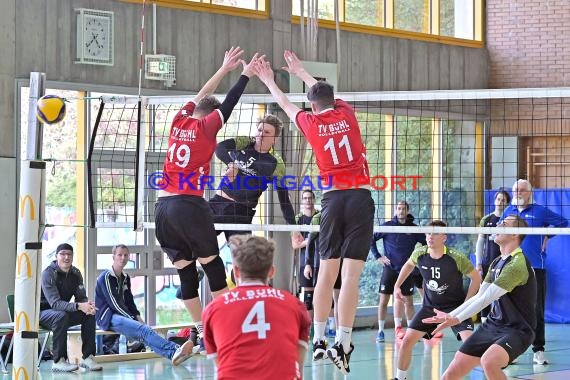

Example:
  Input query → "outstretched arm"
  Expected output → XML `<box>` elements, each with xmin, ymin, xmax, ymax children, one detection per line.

<box><xmin>217</xmin><ymin>53</ymin><xmax>261</xmax><ymax>122</ymax></box>
<box><xmin>276</xmin><ymin>186</ymin><xmax>296</xmax><ymax>225</ymax></box>
<box><xmin>193</xmin><ymin>46</ymin><xmax>245</xmax><ymax>104</ymax></box>
<box><xmin>282</xmin><ymin>50</ymin><xmax>318</xmax><ymax>88</ymax></box>
<box><xmin>254</xmin><ymin>58</ymin><xmax>302</xmax><ymax>122</ymax></box>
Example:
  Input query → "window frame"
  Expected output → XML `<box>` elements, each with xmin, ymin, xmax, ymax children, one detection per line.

<box><xmin>292</xmin><ymin>0</ymin><xmax>484</xmax><ymax>48</ymax></box>
<box><xmin>121</xmin><ymin>0</ymin><xmax>270</xmax><ymax>20</ymax></box>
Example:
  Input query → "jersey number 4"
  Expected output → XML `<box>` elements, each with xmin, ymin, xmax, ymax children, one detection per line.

<box><xmin>167</xmin><ymin>143</ymin><xmax>191</xmax><ymax>168</ymax></box>
<box><xmin>324</xmin><ymin>135</ymin><xmax>353</xmax><ymax>165</ymax></box>
<box><xmin>241</xmin><ymin>301</ymin><xmax>271</xmax><ymax>339</ymax></box>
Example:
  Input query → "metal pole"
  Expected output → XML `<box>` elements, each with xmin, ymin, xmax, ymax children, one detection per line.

<box><xmin>14</xmin><ymin>72</ymin><xmax>46</xmax><ymax>380</ymax></box>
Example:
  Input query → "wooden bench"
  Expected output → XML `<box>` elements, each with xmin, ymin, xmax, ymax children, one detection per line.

<box><xmin>67</xmin><ymin>323</ymin><xmax>194</xmax><ymax>363</ymax></box>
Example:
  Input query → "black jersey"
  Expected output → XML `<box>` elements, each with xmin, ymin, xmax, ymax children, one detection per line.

<box><xmin>411</xmin><ymin>246</ymin><xmax>474</xmax><ymax>310</ymax></box>
<box><xmin>215</xmin><ymin>137</ymin><xmax>295</xmax><ymax>223</ymax></box>
<box><xmin>479</xmin><ymin>213</ymin><xmax>502</xmax><ymax>266</ymax></box>
<box><xmin>485</xmin><ymin>248</ymin><xmax>537</xmax><ymax>334</ymax></box>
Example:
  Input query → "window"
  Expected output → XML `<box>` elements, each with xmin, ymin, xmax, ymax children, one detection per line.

<box><xmin>292</xmin><ymin>0</ymin><xmax>483</xmax><ymax>46</ymax></box>
<box><xmin>345</xmin><ymin>0</ymin><xmax>384</xmax><ymax>27</ymax></box>
<box><xmin>440</xmin><ymin>0</ymin><xmax>475</xmax><ymax>39</ymax></box>
<box><xmin>124</xmin><ymin>0</ymin><xmax>268</xmax><ymax>19</ymax></box>
<box><xmin>394</xmin><ymin>0</ymin><xmax>429</xmax><ymax>34</ymax></box>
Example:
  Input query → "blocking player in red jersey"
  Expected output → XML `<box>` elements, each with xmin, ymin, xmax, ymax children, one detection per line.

<box><xmin>254</xmin><ymin>51</ymin><xmax>375</xmax><ymax>375</ymax></box>
<box><xmin>155</xmin><ymin>46</ymin><xmax>260</xmax><ymax>354</ymax></box>
<box><xmin>203</xmin><ymin>235</ymin><xmax>310</xmax><ymax>380</ymax></box>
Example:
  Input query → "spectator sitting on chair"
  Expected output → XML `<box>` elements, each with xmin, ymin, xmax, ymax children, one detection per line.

<box><xmin>40</xmin><ymin>243</ymin><xmax>102</xmax><ymax>372</ymax></box>
<box><xmin>95</xmin><ymin>244</ymin><xmax>194</xmax><ymax>365</ymax></box>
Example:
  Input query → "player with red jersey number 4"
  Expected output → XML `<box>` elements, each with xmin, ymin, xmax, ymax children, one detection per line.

<box><xmin>202</xmin><ymin>235</ymin><xmax>310</xmax><ymax>380</ymax></box>
<box><xmin>254</xmin><ymin>51</ymin><xmax>375</xmax><ymax>375</ymax></box>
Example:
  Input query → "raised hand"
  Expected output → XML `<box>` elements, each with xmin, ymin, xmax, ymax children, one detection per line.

<box><xmin>221</xmin><ymin>46</ymin><xmax>245</xmax><ymax>72</ymax></box>
<box><xmin>241</xmin><ymin>52</ymin><xmax>265</xmax><ymax>78</ymax></box>
<box><xmin>253</xmin><ymin>57</ymin><xmax>275</xmax><ymax>85</ymax></box>
<box><xmin>282</xmin><ymin>50</ymin><xmax>304</xmax><ymax>76</ymax></box>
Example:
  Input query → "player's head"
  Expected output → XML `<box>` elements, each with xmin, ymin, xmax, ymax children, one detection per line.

<box><xmin>55</xmin><ymin>243</ymin><xmax>74</xmax><ymax>272</ymax></box>
<box><xmin>228</xmin><ymin>234</ymin><xmax>275</xmax><ymax>284</ymax></box>
<box><xmin>425</xmin><ymin>220</ymin><xmax>447</xmax><ymax>248</ymax></box>
<box><xmin>301</xmin><ymin>189</ymin><xmax>315</xmax><ymax>210</ymax></box>
<box><xmin>511</xmin><ymin>179</ymin><xmax>533</xmax><ymax>207</ymax></box>
<box><xmin>494</xmin><ymin>189</ymin><xmax>511</xmax><ymax>212</ymax></box>
<box><xmin>255</xmin><ymin>114</ymin><xmax>283</xmax><ymax>152</ymax></box>
<box><xmin>307</xmin><ymin>81</ymin><xmax>334</xmax><ymax>112</ymax></box>
<box><xmin>194</xmin><ymin>95</ymin><xmax>221</xmax><ymax>117</ymax></box>
<box><xmin>395</xmin><ymin>200</ymin><xmax>410</xmax><ymax>220</ymax></box>
<box><xmin>495</xmin><ymin>214</ymin><xmax>529</xmax><ymax>245</ymax></box>
<box><xmin>112</xmin><ymin>244</ymin><xmax>130</xmax><ymax>271</ymax></box>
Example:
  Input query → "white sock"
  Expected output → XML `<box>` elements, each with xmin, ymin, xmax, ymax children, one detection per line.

<box><xmin>338</xmin><ymin>326</ymin><xmax>352</xmax><ymax>353</ymax></box>
<box><xmin>378</xmin><ymin>320</ymin><xmax>385</xmax><ymax>332</ymax></box>
<box><xmin>194</xmin><ymin>321</ymin><xmax>203</xmax><ymax>336</ymax></box>
<box><xmin>396</xmin><ymin>368</ymin><xmax>408</xmax><ymax>380</ymax></box>
<box><xmin>313</xmin><ymin>321</ymin><xmax>326</xmax><ymax>343</ymax></box>
<box><xmin>394</xmin><ymin>317</ymin><xmax>402</xmax><ymax>328</ymax></box>
<box><xmin>407</xmin><ymin>319</ymin><xmax>413</xmax><ymax>327</ymax></box>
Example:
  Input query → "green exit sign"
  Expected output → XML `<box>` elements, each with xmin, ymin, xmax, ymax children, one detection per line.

<box><xmin>149</xmin><ymin>61</ymin><xmax>169</xmax><ymax>74</ymax></box>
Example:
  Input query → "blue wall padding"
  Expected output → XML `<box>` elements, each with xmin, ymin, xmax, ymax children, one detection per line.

<box><xmin>485</xmin><ymin>189</ymin><xmax>570</xmax><ymax>323</ymax></box>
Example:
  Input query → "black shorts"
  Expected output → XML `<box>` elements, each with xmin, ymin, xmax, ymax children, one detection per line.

<box><xmin>379</xmin><ymin>266</ymin><xmax>415</xmax><ymax>296</ymax></box>
<box><xmin>319</xmin><ymin>189</ymin><xmax>374</xmax><ymax>261</ymax></box>
<box><xmin>411</xmin><ymin>268</ymin><xmax>423</xmax><ymax>289</ymax></box>
<box><xmin>409</xmin><ymin>306</ymin><xmax>474</xmax><ymax>340</ymax></box>
<box><xmin>459</xmin><ymin>323</ymin><xmax>533</xmax><ymax>364</ymax></box>
<box><xmin>298</xmin><ymin>250</ymin><xmax>313</xmax><ymax>288</ymax></box>
<box><xmin>209</xmin><ymin>195</ymin><xmax>256</xmax><ymax>238</ymax></box>
<box><xmin>155</xmin><ymin>195</ymin><xmax>219</xmax><ymax>263</ymax></box>
<box><xmin>313</xmin><ymin>266</ymin><xmax>342</xmax><ymax>289</ymax></box>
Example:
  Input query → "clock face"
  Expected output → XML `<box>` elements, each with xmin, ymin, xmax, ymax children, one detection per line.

<box><xmin>84</xmin><ymin>18</ymin><xmax>107</xmax><ymax>58</ymax></box>
<box><xmin>77</xmin><ymin>10</ymin><xmax>113</xmax><ymax>65</ymax></box>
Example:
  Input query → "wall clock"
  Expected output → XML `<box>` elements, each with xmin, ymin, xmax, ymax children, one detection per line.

<box><xmin>76</xmin><ymin>9</ymin><xmax>114</xmax><ymax>66</ymax></box>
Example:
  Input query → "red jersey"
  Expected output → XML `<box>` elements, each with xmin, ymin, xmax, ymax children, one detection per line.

<box><xmin>203</xmin><ymin>284</ymin><xmax>310</xmax><ymax>380</ymax></box>
<box><xmin>295</xmin><ymin>99</ymin><xmax>370</xmax><ymax>189</ymax></box>
<box><xmin>161</xmin><ymin>101</ymin><xmax>223</xmax><ymax>196</ymax></box>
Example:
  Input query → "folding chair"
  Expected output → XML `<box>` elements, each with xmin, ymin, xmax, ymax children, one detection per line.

<box><xmin>5</xmin><ymin>294</ymin><xmax>52</xmax><ymax>369</ymax></box>
<box><xmin>0</xmin><ymin>327</ymin><xmax>13</xmax><ymax>373</ymax></box>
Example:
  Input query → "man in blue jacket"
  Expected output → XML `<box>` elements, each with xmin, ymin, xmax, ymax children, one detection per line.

<box><xmin>371</xmin><ymin>201</ymin><xmax>426</xmax><ymax>342</ymax></box>
<box><xmin>95</xmin><ymin>244</ymin><xmax>194</xmax><ymax>365</ymax></box>
<box><xmin>500</xmin><ymin>179</ymin><xmax>568</xmax><ymax>365</ymax></box>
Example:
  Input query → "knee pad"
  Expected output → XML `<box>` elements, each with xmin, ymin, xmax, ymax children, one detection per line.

<box><xmin>201</xmin><ymin>256</ymin><xmax>227</xmax><ymax>292</ymax></box>
<box><xmin>303</xmin><ymin>290</ymin><xmax>314</xmax><ymax>311</ymax></box>
<box><xmin>177</xmin><ymin>261</ymin><xmax>199</xmax><ymax>300</ymax></box>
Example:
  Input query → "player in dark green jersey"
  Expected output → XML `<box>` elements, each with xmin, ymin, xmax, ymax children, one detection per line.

<box><xmin>392</xmin><ymin>220</ymin><xmax>481</xmax><ymax>380</ymax></box>
<box><xmin>422</xmin><ymin>215</ymin><xmax>536</xmax><ymax>380</ymax></box>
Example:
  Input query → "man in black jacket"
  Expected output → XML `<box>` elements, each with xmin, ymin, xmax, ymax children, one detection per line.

<box><xmin>40</xmin><ymin>243</ymin><xmax>102</xmax><ymax>372</ymax></box>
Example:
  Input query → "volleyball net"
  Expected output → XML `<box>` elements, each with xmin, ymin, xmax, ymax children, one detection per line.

<box><xmin>87</xmin><ymin>88</ymin><xmax>570</xmax><ymax>254</ymax></box>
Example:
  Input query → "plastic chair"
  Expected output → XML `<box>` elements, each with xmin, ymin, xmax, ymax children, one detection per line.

<box><xmin>5</xmin><ymin>294</ymin><xmax>52</xmax><ymax>369</ymax></box>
